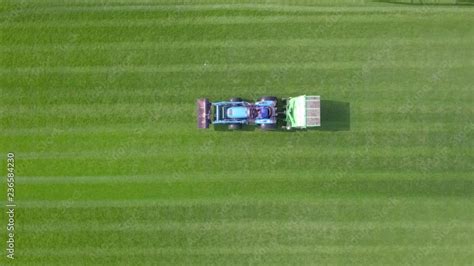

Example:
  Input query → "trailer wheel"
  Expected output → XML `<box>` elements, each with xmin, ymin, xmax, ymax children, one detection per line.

<box><xmin>257</xmin><ymin>96</ymin><xmax>278</xmax><ymax>102</ymax></box>
<box><xmin>260</xmin><ymin>123</ymin><xmax>276</xmax><ymax>131</ymax></box>
<box><xmin>228</xmin><ymin>124</ymin><xmax>242</xmax><ymax>130</ymax></box>
<box><xmin>229</xmin><ymin>97</ymin><xmax>243</xmax><ymax>102</ymax></box>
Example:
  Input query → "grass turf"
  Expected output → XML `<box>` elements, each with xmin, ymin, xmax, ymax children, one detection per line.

<box><xmin>0</xmin><ymin>0</ymin><xmax>473</xmax><ymax>265</ymax></box>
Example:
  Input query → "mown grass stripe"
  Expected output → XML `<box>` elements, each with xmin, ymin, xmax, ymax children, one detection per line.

<box><xmin>1</xmin><ymin>37</ymin><xmax>472</xmax><ymax>51</ymax></box>
<box><xmin>1</xmin><ymin>61</ymin><xmax>471</xmax><ymax>74</ymax></box>
<box><xmin>20</xmin><ymin>245</ymin><xmax>474</xmax><ymax>257</ymax></box>
<box><xmin>19</xmin><ymin>221</ymin><xmax>474</xmax><ymax>232</ymax></box>
<box><xmin>13</xmin><ymin>197</ymin><xmax>474</xmax><ymax>208</ymax></box>
<box><xmin>11</xmin><ymin>146</ymin><xmax>473</xmax><ymax>160</ymax></box>
<box><xmin>13</xmin><ymin>171</ymin><xmax>474</xmax><ymax>184</ymax></box>
<box><xmin>0</xmin><ymin>83</ymin><xmax>472</xmax><ymax>93</ymax></box>
<box><xmin>4</xmin><ymin>4</ymin><xmax>474</xmax><ymax>16</ymax></box>
<box><xmin>3</xmin><ymin>13</ymin><xmax>471</xmax><ymax>28</ymax></box>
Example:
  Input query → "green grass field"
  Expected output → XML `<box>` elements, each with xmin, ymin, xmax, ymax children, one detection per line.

<box><xmin>1</xmin><ymin>0</ymin><xmax>473</xmax><ymax>265</ymax></box>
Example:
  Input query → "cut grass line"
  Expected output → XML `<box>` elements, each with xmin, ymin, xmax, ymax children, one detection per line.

<box><xmin>0</xmin><ymin>121</ymin><xmax>469</xmax><ymax>136</ymax></box>
<box><xmin>4</xmin><ymin>4</ymin><xmax>473</xmax><ymax>17</ymax></box>
<box><xmin>21</xmin><ymin>245</ymin><xmax>474</xmax><ymax>257</ymax></box>
<box><xmin>15</xmin><ymin>197</ymin><xmax>473</xmax><ymax>208</ymax></box>
<box><xmin>0</xmin><ymin>37</ymin><xmax>471</xmax><ymax>51</ymax></box>
<box><xmin>14</xmin><ymin>171</ymin><xmax>474</xmax><ymax>184</ymax></box>
<box><xmin>12</xmin><ymin>146</ymin><xmax>473</xmax><ymax>160</ymax></box>
<box><xmin>12</xmin><ymin>150</ymin><xmax>474</xmax><ymax>164</ymax></box>
<box><xmin>2</xmin><ymin>14</ymin><xmax>469</xmax><ymax>28</ymax></box>
<box><xmin>19</xmin><ymin>221</ymin><xmax>474</xmax><ymax>232</ymax></box>
<box><xmin>1</xmin><ymin>84</ymin><xmax>473</xmax><ymax>96</ymax></box>
<box><xmin>1</xmin><ymin>61</ymin><xmax>471</xmax><ymax>74</ymax></box>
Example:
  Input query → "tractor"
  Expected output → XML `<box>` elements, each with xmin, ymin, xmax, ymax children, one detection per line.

<box><xmin>197</xmin><ymin>95</ymin><xmax>320</xmax><ymax>130</ymax></box>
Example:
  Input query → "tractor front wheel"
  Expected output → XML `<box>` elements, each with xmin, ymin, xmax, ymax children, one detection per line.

<box><xmin>260</xmin><ymin>123</ymin><xmax>276</xmax><ymax>131</ymax></box>
<box><xmin>228</xmin><ymin>124</ymin><xmax>242</xmax><ymax>130</ymax></box>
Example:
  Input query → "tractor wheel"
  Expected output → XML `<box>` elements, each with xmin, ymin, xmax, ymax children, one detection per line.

<box><xmin>260</xmin><ymin>123</ymin><xmax>276</xmax><ymax>131</ymax></box>
<box><xmin>228</xmin><ymin>124</ymin><xmax>242</xmax><ymax>130</ymax></box>
<box><xmin>257</xmin><ymin>96</ymin><xmax>278</xmax><ymax>102</ymax></box>
<box><xmin>230</xmin><ymin>97</ymin><xmax>243</xmax><ymax>102</ymax></box>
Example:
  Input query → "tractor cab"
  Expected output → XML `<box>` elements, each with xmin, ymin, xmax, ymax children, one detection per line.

<box><xmin>226</xmin><ymin>106</ymin><xmax>249</xmax><ymax>119</ymax></box>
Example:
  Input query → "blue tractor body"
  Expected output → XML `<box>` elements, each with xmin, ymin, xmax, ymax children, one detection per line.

<box><xmin>197</xmin><ymin>97</ymin><xmax>278</xmax><ymax>130</ymax></box>
<box><xmin>226</xmin><ymin>106</ymin><xmax>248</xmax><ymax>119</ymax></box>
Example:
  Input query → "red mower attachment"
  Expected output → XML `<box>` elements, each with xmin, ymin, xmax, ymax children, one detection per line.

<box><xmin>196</xmin><ymin>98</ymin><xmax>211</xmax><ymax>128</ymax></box>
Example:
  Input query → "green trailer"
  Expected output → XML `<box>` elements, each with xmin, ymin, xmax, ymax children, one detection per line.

<box><xmin>285</xmin><ymin>95</ymin><xmax>321</xmax><ymax>130</ymax></box>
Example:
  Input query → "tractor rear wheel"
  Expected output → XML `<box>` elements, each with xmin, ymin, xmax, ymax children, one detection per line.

<box><xmin>260</xmin><ymin>123</ymin><xmax>276</xmax><ymax>131</ymax></box>
<box><xmin>228</xmin><ymin>124</ymin><xmax>242</xmax><ymax>130</ymax></box>
<box><xmin>230</xmin><ymin>97</ymin><xmax>243</xmax><ymax>102</ymax></box>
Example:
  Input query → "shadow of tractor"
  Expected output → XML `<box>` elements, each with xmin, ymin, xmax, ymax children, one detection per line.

<box><xmin>214</xmin><ymin>124</ymin><xmax>256</xmax><ymax>131</ymax></box>
<box><xmin>318</xmin><ymin>100</ymin><xmax>351</xmax><ymax>131</ymax></box>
